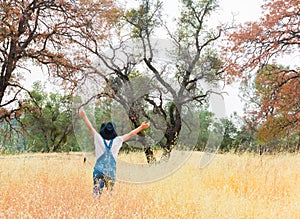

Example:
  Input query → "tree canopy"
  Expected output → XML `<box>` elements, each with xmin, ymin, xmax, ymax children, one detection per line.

<box><xmin>0</xmin><ymin>0</ymin><xmax>120</xmax><ymax>118</ymax></box>
<box><xmin>73</xmin><ymin>0</ymin><xmax>228</xmax><ymax>162</ymax></box>
<box><xmin>222</xmin><ymin>0</ymin><xmax>300</xmax><ymax>149</ymax></box>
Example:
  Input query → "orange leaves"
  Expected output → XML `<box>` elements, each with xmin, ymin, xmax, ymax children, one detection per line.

<box><xmin>0</xmin><ymin>0</ymin><xmax>122</xmax><ymax>109</ymax></box>
<box><xmin>257</xmin><ymin>116</ymin><xmax>288</xmax><ymax>143</ymax></box>
<box><xmin>0</xmin><ymin>107</ymin><xmax>10</xmax><ymax>118</ymax></box>
<box><xmin>253</xmin><ymin>65</ymin><xmax>300</xmax><ymax>142</ymax></box>
<box><xmin>222</xmin><ymin>0</ymin><xmax>299</xmax><ymax>79</ymax></box>
<box><xmin>221</xmin><ymin>0</ymin><xmax>300</xmax><ymax>142</ymax></box>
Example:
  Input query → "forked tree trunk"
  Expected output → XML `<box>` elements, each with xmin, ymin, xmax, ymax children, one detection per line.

<box><xmin>161</xmin><ymin>103</ymin><xmax>182</xmax><ymax>161</ymax></box>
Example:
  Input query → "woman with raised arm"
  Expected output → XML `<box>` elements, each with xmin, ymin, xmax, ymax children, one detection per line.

<box><xmin>79</xmin><ymin>109</ymin><xmax>150</xmax><ymax>197</ymax></box>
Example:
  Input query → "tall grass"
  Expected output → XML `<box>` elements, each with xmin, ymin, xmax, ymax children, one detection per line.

<box><xmin>1</xmin><ymin>152</ymin><xmax>299</xmax><ymax>218</ymax></box>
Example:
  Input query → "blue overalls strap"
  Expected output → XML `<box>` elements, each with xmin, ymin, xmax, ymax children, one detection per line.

<box><xmin>103</xmin><ymin>139</ymin><xmax>114</xmax><ymax>150</ymax></box>
<box><xmin>93</xmin><ymin>138</ymin><xmax>116</xmax><ymax>180</ymax></box>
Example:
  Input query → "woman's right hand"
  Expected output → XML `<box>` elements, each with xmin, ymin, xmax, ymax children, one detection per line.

<box><xmin>140</xmin><ymin>122</ymin><xmax>150</xmax><ymax>129</ymax></box>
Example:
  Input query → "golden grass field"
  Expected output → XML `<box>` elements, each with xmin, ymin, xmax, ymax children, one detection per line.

<box><xmin>1</xmin><ymin>151</ymin><xmax>300</xmax><ymax>219</ymax></box>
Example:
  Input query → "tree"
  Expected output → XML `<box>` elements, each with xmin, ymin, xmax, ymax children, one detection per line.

<box><xmin>253</xmin><ymin>65</ymin><xmax>300</xmax><ymax>152</ymax></box>
<box><xmin>20</xmin><ymin>82</ymin><xmax>79</xmax><ymax>152</ymax></box>
<box><xmin>0</xmin><ymin>113</ymin><xmax>27</xmax><ymax>153</ymax></box>
<box><xmin>130</xmin><ymin>0</ymin><xmax>227</xmax><ymax>160</ymax></box>
<box><xmin>196</xmin><ymin>109</ymin><xmax>213</xmax><ymax>151</ymax></box>
<box><xmin>75</xmin><ymin>0</ymin><xmax>227</xmax><ymax>162</ymax></box>
<box><xmin>0</xmin><ymin>0</ymin><xmax>120</xmax><ymax>118</ymax></box>
<box><xmin>222</xmin><ymin>0</ymin><xmax>300</xmax><ymax>151</ymax></box>
<box><xmin>218</xmin><ymin>118</ymin><xmax>237</xmax><ymax>152</ymax></box>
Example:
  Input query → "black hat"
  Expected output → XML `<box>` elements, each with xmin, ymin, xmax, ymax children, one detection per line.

<box><xmin>99</xmin><ymin>122</ymin><xmax>117</xmax><ymax>140</ymax></box>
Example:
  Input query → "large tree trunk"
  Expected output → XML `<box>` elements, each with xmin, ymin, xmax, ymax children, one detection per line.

<box><xmin>161</xmin><ymin>103</ymin><xmax>182</xmax><ymax>161</ymax></box>
<box><xmin>0</xmin><ymin>39</ymin><xmax>17</xmax><ymax>107</ymax></box>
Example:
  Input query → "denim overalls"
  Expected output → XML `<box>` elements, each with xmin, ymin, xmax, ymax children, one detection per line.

<box><xmin>92</xmin><ymin>138</ymin><xmax>116</xmax><ymax>196</ymax></box>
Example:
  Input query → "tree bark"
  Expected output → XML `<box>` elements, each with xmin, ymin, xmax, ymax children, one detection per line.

<box><xmin>161</xmin><ymin>102</ymin><xmax>182</xmax><ymax>161</ymax></box>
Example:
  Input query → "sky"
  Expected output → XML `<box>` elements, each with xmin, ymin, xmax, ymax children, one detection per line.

<box><xmin>217</xmin><ymin>0</ymin><xmax>263</xmax><ymax>22</ymax></box>
<box><xmin>208</xmin><ymin>0</ymin><xmax>264</xmax><ymax>116</ymax></box>
<box><xmin>24</xmin><ymin>0</ymin><xmax>266</xmax><ymax>117</ymax></box>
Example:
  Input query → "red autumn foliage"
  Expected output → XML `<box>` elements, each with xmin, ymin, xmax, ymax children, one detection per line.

<box><xmin>222</xmin><ymin>0</ymin><xmax>300</xmax><ymax>142</ymax></box>
<box><xmin>254</xmin><ymin>65</ymin><xmax>300</xmax><ymax>142</ymax></box>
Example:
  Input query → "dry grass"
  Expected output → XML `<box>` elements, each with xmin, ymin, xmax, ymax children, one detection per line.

<box><xmin>0</xmin><ymin>152</ymin><xmax>299</xmax><ymax>218</ymax></box>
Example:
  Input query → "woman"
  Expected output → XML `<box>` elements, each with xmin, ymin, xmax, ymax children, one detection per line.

<box><xmin>79</xmin><ymin>109</ymin><xmax>150</xmax><ymax>197</ymax></box>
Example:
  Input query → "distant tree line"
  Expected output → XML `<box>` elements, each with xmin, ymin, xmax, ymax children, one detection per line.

<box><xmin>1</xmin><ymin>0</ymin><xmax>299</xmax><ymax>156</ymax></box>
<box><xmin>1</xmin><ymin>82</ymin><xmax>299</xmax><ymax>155</ymax></box>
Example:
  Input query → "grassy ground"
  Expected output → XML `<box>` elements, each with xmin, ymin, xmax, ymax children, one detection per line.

<box><xmin>0</xmin><ymin>152</ymin><xmax>299</xmax><ymax>218</ymax></box>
